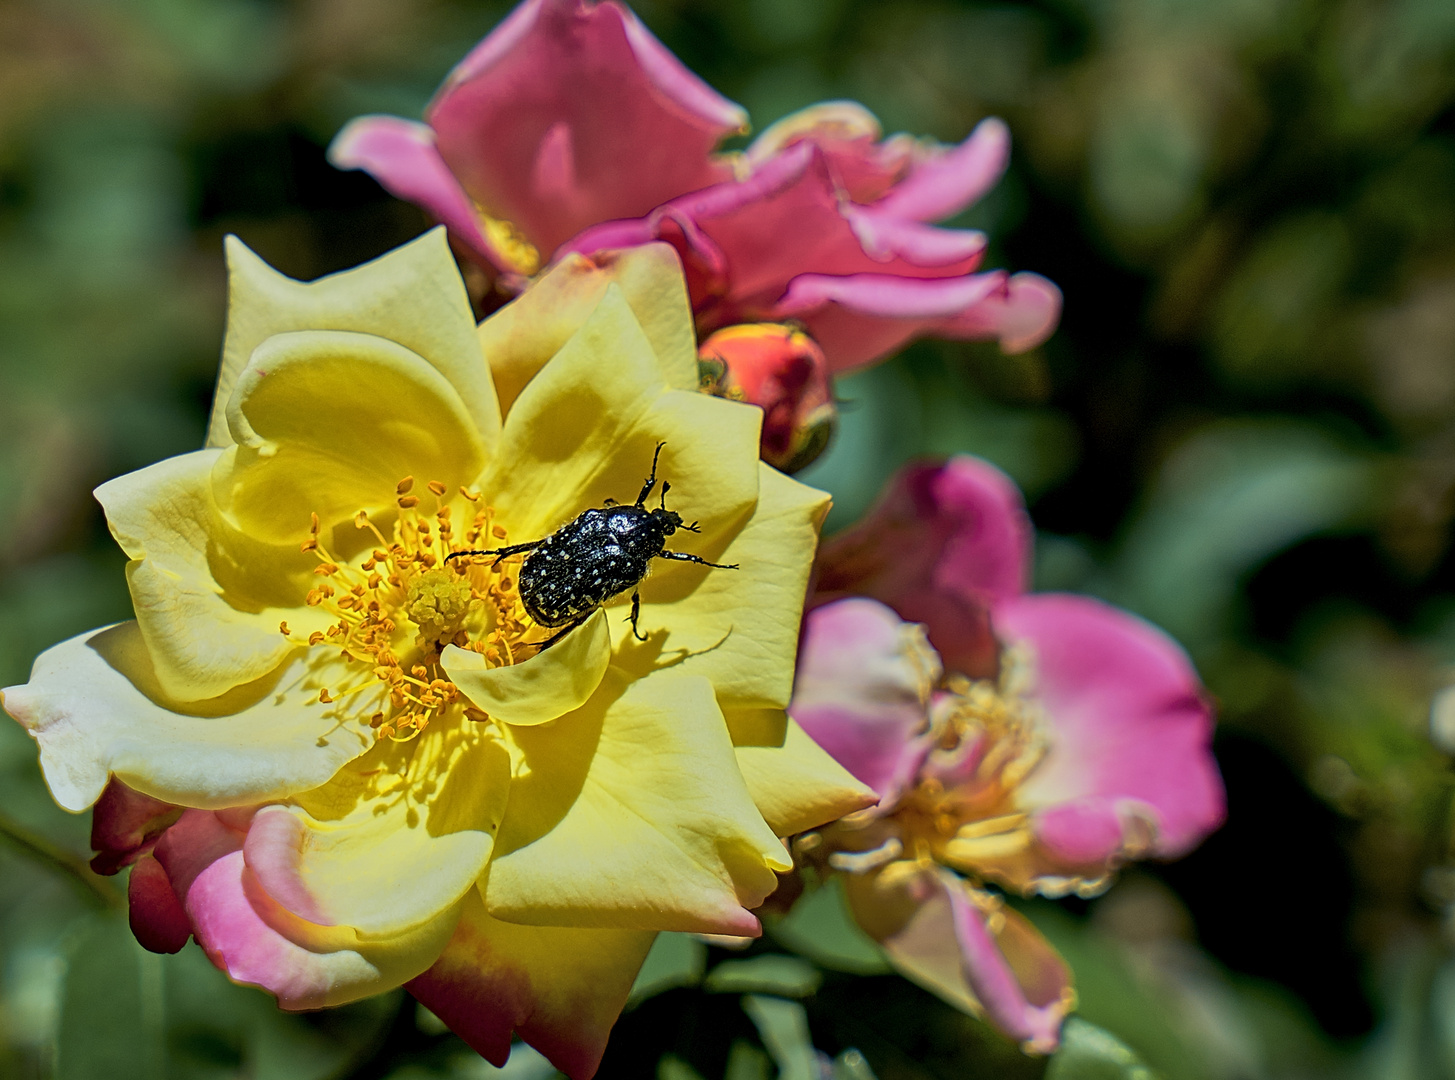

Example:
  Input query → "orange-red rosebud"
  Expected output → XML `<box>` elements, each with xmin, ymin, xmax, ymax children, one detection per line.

<box><xmin>698</xmin><ymin>323</ymin><xmax>837</xmax><ymax>474</ymax></box>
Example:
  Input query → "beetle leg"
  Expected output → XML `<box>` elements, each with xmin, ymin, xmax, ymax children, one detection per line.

<box><xmin>533</xmin><ymin>613</ymin><xmax>591</xmax><ymax>652</ymax></box>
<box><xmin>626</xmin><ymin>589</ymin><xmax>648</xmax><ymax>641</ymax></box>
<box><xmin>443</xmin><ymin>539</ymin><xmax>544</xmax><ymax>567</ymax></box>
<box><xmin>658</xmin><ymin>481</ymin><xmax>671</xmax><ymax>511</ymax></box>
<box><xmin>657</xmin><ymin>550</ymin><xmax>739</xmax><ymax>570</ymax></box>
<box><xmin>635</xmin><ymin>441</ymin><xmax>667</xmax><ymax>507</ymax></box>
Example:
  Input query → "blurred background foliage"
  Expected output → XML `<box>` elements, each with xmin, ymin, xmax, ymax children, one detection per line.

<box><xmin>2</xmin><ymin>0</ymin><xmax>1455</xmax><ymax>1076</ymax></box>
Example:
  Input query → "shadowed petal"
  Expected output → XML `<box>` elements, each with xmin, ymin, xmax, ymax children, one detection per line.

<box><xmin>407</xmin><ymin>886</ymin><xmax>655</xmax><ymax>1080</ymax></box>
<box><xmin>789</xmin><ymin>598</ymin><xmax>940</xmax><ymax>805</ymax></box>
<box><xmin>90</xmin><ymin>778</ymin><xmax>181</xmax><ymax>875</ymax></box>
<box><xmin>815</xmin><ymin>456</ymin><xmax>1031</xmax><ymax>678</ymax></box>
<box><xmin>478</xmin><ymin>243</ymin><xmax>698</xmax><ymax>417</ymax></box>
<box><xmin>734</xmin><ymin>717</ymin><xmax>878</xmax><ymax>837</ymax></box>
<box><xmin>245</xmin><ymin>732</ymin><xmax>510</xmax><ymax>937</ymax></box>
<box><xmin>487</xmin><ymin>669</ymin><xmax>787</xmax><ymax>934</ymax></box>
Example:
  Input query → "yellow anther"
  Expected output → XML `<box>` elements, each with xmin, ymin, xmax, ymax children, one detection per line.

<box><xmin>279</xmin><ymin>621</ymin><xmax>291</xmax><ymax>636</ymax></box>
<box><xmin>492</xmin><ymin>524</ymin><xmax>508</xmax><ymax>539</ymax></box>
<box><xmin>460</xmin><ymin>487</ymin><xmax>480</xmax><ymax>501</ymax></box>
<box><xmin>354</xmin><ymin>510</ymin><xmax>370</xmax><ymax>529</ymax></box>
<box><xmin>464</xmin><ymin>707</ymin><xmax>490</xmax><ymax>722</ymax></box>
<box><xmin>308</xmin><ymin>631</ymin><xmax>325</xmax><ymax>645</ymax></box>
<box><xmin>427</xmin><ymin>480</ymin><xmax>447</xmax><ymax>497</ymax></box>
<box><xmin>398</xmin><ymin>495</ymin><xmax>420</xmax><ymax>509</ymax></box>
<box><xmin>397</xmin><ymin>476</ymin><xmax>415</xmax><ymax>495</ymax></box>
<box><xmin>310</xmin><ymin>512</ymin><xmax>320</xmax><ymax>534</ymax></box>
<box><xmin>314</xmin><ymin>563</ymin><xmax>339</xmax><ymax>576</ymax></box>
<box><xmin>319</xmin><ymin>689</ymin><xmax>334</xmax><ymax>703</ymax></box>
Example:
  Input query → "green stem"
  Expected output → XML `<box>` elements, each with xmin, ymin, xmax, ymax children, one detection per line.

<box><xmin>0</xmin><ymin>811</ymin><xmax>121</xmax><ymax>909</ymax></box>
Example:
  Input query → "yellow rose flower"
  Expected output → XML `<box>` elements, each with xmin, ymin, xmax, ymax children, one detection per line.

<box><xmin>1</xmin><ymin>230</ymin><xmax>873</xmax><ymax>1079</ymax></box>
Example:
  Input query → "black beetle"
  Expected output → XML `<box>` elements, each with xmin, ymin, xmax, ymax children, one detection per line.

<box><xmin>445</xmin><ymin>443</ymin><xmax>738</xmax><ymax>649</ymax></box>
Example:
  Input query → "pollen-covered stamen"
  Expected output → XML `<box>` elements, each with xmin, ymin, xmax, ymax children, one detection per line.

<box><xmin>888</xmin><ymin>646</ymin><xmax>1049</xmax><ymax>872</ymax></box>
<box><xmin>279</xmin><ymin>477</ymin><xmax>538</xmax><ymax>742</ymax></box>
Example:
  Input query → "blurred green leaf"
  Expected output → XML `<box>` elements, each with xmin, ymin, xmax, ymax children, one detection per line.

<box><xmin>56</xmin><ymin>914</ymin><xmax>165</xmax><ymax>1080</ymax></box>
<box><xmin>704</xmin><ymin>955</ymin><xmax>822</xmax><ymax>998</ymax></box>
<box><xmin>742</xmin><ymin>995</ymin><xmax>818</xmax><ymax>1080</ymax></box>
<box><xmin>628</xmin><ymin>932</ymin><xmax>708</xmax><ymax>1006</ymax></box>
<box><xmin>769</xmin><ymin>879</ymin><xmax>890</xmax><ymax>976</ymax></box>
<box><xmin>1045</xmin><ymin>1019</ymin><xmax>1156</xmax><ymax>1080</ymax></box>
<box><xmin>1108</xmin><ymin>419</ymin><xmax>1378</xmax><ymax>652</ymax></box>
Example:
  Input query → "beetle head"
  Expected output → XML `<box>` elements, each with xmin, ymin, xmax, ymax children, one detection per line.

<box><xmin>651</xmin><ymin>508</ymin><xmax>684</xmax><ymax>535</ymax></box>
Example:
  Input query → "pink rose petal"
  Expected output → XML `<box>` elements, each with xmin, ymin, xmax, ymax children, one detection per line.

<box><xmin>994</xmin><ymin>592</ymin><xmax>1225</xmax><ymax>862</ymax></box>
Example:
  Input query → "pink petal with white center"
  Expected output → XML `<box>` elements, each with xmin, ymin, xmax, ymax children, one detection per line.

<box><xmin>993</xmin><ymin>592</ymin><xmax>1224</xmax><ymax>863</ymax></box>
<box><xmin>815</xmin><ymin>456</ymin><xmax>1031</xmax><ymax>679</ymax></box>
<box><xmin>427</xmin><ymin>0</ymin><xmax>743</xmax><ymax>256</ymax></box>
<box><xmin>790</xmin><ymin>598</ymin><xmax>940</xmax><ymax>805</ymax></box>
<box><xmin>326</xmin><ymin>116</ymin><xmax>507</xmax><ymax>270</ymax></box>
<box><xmin>873</xmin><ymin>117</ymin><xmax>1011</xmax><ymax>224</ymax></box>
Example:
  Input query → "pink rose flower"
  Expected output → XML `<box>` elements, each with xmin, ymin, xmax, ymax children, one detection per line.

<box><xmin>328</xmin><ymin>0</ymin><xmax>1060</xmax><ymax>373</ymax></box>
<box><xmin>789</xmin><ymin>456</ymin><xmax>1225</xmax><ymax>1051</ymax></box>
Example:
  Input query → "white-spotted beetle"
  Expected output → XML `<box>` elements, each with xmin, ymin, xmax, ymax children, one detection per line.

<box><xmin>445</xmin><ymin>444</ymin><xmax>738</xmax><ymax>649</ymax></box>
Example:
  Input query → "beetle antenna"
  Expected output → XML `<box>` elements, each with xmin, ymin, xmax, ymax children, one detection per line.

<box><xmin>659</xmin><ymin>481</ymin><xmax>670</xmax><ymax>510</ymax></box>
<box><xmin>636</xmin><ymin>442</ymin><xmax>666</xmax><ymax>506</ymax></box>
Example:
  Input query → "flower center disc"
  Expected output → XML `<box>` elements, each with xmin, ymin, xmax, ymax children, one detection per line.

<box><xmin>280</xmin><ymin>475</ymin><xmax>537</xmax><ymax>742</ymax></box>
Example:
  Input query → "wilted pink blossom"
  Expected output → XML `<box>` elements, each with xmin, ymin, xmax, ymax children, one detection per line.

<box><xmin>790</xmin><ymin>456</ymin><xmax>1225</xmax><ymax>1051</ymax></box>
<box><xmin>329</xmin><ymin>0</ymin><xmax>1060</xmax><ymax>373</ymax></box>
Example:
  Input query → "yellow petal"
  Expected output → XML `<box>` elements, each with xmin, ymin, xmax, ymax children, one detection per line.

<box><xmin>96</xmin><ymin>449</ymin><xmax>327</xmax><ymax>701</ymax></box>
<box><xmin>216</xmin><ymin>329</ymin><xmax>487</xmax><ymax>545</ymax></box>
<box><xmin>735</xmin><ymin>718</ymin><xmax>878</xmax><ymax>837</ymax></box>
<box><xmin>479</xmin><ymin>243</ymin><xmax>697</xmax><ymax>417</ymax></box>
<box><xmin>209</xmin><ymin>229</ymin><xmax>499</xmax><ymax>452</ymax></box>
<box><xmin>481</xmin><ymin>285</ymin><xmax>666</xmax><ymax>541</ymax></box>
<box><xmin>248</xmin><ymin>730</ymin><xmax>511</xmax><ymax>937</ymax></box>
<box><xmin>1</xmin><ymin>623</ymin><xmax>370</xmax><ymax>811</ymax></box>
<box><xmin>487</xmin><ymin>669</ymin><xmax>788</xmax><ymax>934</ymax></box>
<box><xmin>442</xmin><ymin>610</ymin><xmax>610</xmax><ymax>727</ymax></box>
<box><xmin>408</xmin><ymin>886</ymin><xmax>654</xmax><ymax>1079</ymax></box>
<box><xmin>624</xmin><ymin>464</ymin><xmax>830</xmax><ymax>711</ymax></box>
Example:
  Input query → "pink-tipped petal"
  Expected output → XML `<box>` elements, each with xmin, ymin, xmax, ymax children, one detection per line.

<box><xmin>408</xmin><ymin>888</ymin><xmax>655</xmax><ymax>1080</ymax></box>
<box><xmin>936</xmin><ymin>272</ymin><xmax>1062</xmax><ymax>355</ymax></box>
<box><xmin>427</xmin><ymin>0</ymin><xmax>741</xmax><ymax>256</ymax></box>
<box><xmin>790</xmin><ymin>598</ymin><xmax>941</xmax><ymax>805</ymax></box>
<box><xmin>128</xmin><ymin>851</ymin><xmax>191</xmax><ymax>954</ymax></box>
<box><xmin>816</xmin><ymin>456</ymin><xmax>1031</xmax><ymax>678</ymax></box>
<box><xmin>874</xmin><ymin>117</ymin><xmax>1011</xmax><ymax>223</ymax></box>
<box><xmin>848</xmin><ymin>867</ymin><xmax>1070</xmax><ymax>1052</ymax></box>
<box><xmin>994</xmin><ymin>593</ymin><xmax>1225</xmax><ymax>863</ymax></box>
<box><xmin>326</xmin><ymin>116</ymin><xmax>507</xmax><ymax>270</ymax></box>
<box><xmin>152</xmin><ymin>810</ymin><xmax>454</xmax><ymax>1009</ymax></box>
<box><xmin>89</xmin><ymin>778</ymin><xmax>181</xmax><ymax>875</ymax></box>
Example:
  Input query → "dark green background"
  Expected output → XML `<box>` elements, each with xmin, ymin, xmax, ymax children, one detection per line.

<box><xmin>1</xmin><ymin>0</ymin><xmax>1453</xmax><ymax>1076</ymax></box>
